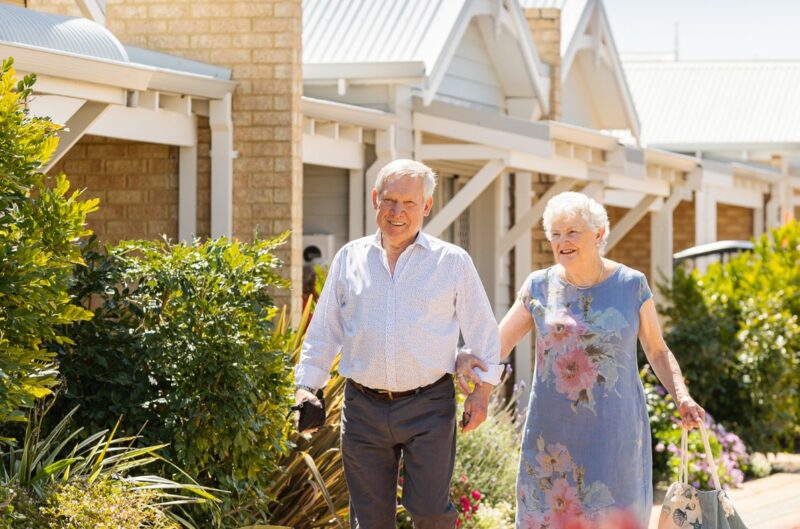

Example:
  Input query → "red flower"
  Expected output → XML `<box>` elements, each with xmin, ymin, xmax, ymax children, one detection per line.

<box><xmin>471</xmin><ymin>490</ymin><xmax>482</xmax><ymax>501</ymax></box>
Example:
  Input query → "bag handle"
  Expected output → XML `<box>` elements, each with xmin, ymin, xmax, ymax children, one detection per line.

<box><xmin>679</xmin><ymin>423</ymin><xmax>723</xmax><ymax>491</ymax></box>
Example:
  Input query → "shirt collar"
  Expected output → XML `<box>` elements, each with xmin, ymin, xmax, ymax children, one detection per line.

<box><xmin>368</xmin><ymin>230</ymin><xmax>431</xmax><ymax>251</ymax></box>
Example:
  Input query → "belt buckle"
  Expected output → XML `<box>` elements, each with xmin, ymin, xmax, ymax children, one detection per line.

<box><xmin>376</xmin><ymin>389</ymin><xmax>394</xmax><ymax>400</ymax></box>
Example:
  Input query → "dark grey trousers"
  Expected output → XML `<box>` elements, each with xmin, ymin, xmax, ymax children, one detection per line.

<box><xmin>341</xmin><ymin>377</ymin><xmax>458</xmax><ymax>529</ymax></box>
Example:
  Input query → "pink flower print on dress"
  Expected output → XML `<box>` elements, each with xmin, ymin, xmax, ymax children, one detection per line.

<box><xmin>554</xmin><ymin>348</ymin><xmax>597</xmax><ymax>400</ymax></box>
<box><xmin>543</xmin><ymin>309</ymin><xmax>587</xmax><ymax>354</ymax></box>
<box><xmin>545</xmin><ymin>478</ymin><xmax>583</xmax><ymax>526</ymax></box>
<box><xmin>535</xmin><ymin>442</ymin><xmax>573</xmax><ymax>477</ymax></box>
<box><xmin>520</xmin><ymin>510</ymin><xmax>549</xmax><ymax>529</ymax></box>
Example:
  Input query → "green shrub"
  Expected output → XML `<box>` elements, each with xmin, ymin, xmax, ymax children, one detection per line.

<box><xmin>659</xmin><ymin>220</ymin><xmax>800</xmax><ymax>452</ymax></box>
<box><xmin>0</xmin><ymin>404</ymin><xmax>214</xmax><ymax>528</ymax></box>
<box><xmin>50</xmin><ymin>235</ymin><xmax>296</xmax><ymax>526</ymax></box>
<box><xmin>0</xmin><ymin>57</ymin><xmax>97</xmax><ymax>425</ymax></box>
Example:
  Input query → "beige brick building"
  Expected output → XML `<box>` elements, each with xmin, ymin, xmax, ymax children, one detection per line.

<box><xmin>3</xmin><ymin>0</ymin><xmax>799</xmax><ymax>386</ymax></box>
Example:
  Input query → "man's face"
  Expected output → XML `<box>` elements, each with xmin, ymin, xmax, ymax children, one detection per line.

<box><xmin>372</xmin><ymin>174</ymin><xmax>433</xmax><ymax>247</ymax></box>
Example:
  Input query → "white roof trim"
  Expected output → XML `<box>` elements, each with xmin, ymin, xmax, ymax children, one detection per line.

<box><xmin>303</xmin><ymin>61</ymin><xmax>425</xmax><ymax>83</ymax></box>
<box><xmin>302</xmin><ymin>96</ymin><xmax>396</xmax><ymax>129</ymax></box>
<box><xmin>2</xmin><ymin>42</ymin><xmax>236</xmax><ymax>100</ymax></box>
<box><xmin>560</xmin><ymin>0</ymin><xmax>640</xmax><ymax>138</ymax></box>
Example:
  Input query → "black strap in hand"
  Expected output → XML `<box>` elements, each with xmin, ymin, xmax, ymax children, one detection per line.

<box><xmin>289</xmin><ymin>389</ymin><xmax>326</xmax><ymax>433</ymax></box>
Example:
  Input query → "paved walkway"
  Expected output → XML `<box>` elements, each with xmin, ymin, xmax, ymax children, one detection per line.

<box><xmin>648</xmin><ymin>472</ymin><xmax>800</xmax><ymax>529</ymax></box>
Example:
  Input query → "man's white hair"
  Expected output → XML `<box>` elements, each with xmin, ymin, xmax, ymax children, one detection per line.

<box><xmin>543</xmin><ymin>191</ymin><xmax>610</xmax><ymax>250</ymax></box>
<box><xmin>374</xmin><ymin>159</ymin><xmax>437</xmax><ymax>199</ymax></box>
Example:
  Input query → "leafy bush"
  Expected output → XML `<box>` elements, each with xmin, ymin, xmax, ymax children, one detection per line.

<box><xmin>50</xmin><ymin>235</ymin><xmax>296</xmax><ymax>526</ymax></box>
<box><xmin>659</xmin><ymin>220</ymin><xmax>800</xmax><ymax>452</ymax></box>
<box><xmin>0</xmin><ymin>57</ymin><xmax>96</xmax><ymax>425</ymax></box>
<box><xmin>0</xmin><ymin>404</ymin><xmax>213</xmax><ymax>528</ymax></box>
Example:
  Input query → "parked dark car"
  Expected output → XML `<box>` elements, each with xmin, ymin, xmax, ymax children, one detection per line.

<box><xmin>673</xmin><ymin>240</ymin><xmax>754</xmax><ymax>268</ymax></box>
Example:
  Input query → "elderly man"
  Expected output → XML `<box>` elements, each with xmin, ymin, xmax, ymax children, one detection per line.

<box><xmin>294</xmin><ymin>159</ymin><xmax>503</xmax><ymax>529</ymax></box>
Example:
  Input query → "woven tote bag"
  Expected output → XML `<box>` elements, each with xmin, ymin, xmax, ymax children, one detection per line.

<box><xmin>658</xmin><ymin>424</ymin><xmax>749</xmax><ymax>529</ymax></box>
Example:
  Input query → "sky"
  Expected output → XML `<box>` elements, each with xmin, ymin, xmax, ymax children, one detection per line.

<box><xmin>602</xmin><ymin>0</ymin><xmax>800</xmax><ymax>61</ymax></box>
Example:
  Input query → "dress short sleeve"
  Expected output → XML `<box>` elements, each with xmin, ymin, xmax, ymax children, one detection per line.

<box><xmin>637</xmin><ymin>272</ymin><xmax>653</xmax><ymax>308</ymax></box>
<box><xmin>516</xmin><ymin>273</ymin><xmax>535</xmax><ymax>308</ymax></box>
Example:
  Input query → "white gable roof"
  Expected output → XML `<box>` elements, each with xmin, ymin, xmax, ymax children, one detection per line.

<box><xmin>303</xmin><ymin>0</ymin><xmax>550</xmax><ymax>112</ymax></box>
<box><xmin>522</xmin><ymin>0</ymin><xmax>639</xmax><ymax>136</ymax></box>
<box><xmin>624</xmin><ymin>61</ymin><xmax>800</xmax><ymax>149</ymax></box>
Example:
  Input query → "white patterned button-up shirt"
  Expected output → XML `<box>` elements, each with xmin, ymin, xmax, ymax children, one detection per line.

<box><xmin>295</xmin><ymin>230</ymin><xmax>504</xmax><ymax>392</ymax></box>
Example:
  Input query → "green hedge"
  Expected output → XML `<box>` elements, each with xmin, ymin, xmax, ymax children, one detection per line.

<box><xmin>51</xmin><ymin>235</ymin><xmax>296</xmax><ymax>527</ymax></box>
<box><xmin>659</xmin><ymin>220</ymin><xmax>800</xmax><ymax>451</ymax></box>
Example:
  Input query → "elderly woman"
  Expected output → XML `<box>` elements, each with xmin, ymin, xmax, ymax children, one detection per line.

<box><xmin>459</xmin><ymin>191</ymin><xmax>705</xmax><ymax>529</ymax></box>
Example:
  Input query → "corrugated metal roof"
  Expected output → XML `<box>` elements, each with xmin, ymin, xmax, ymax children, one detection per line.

<box><xmin>303</xmin><ymin>0</ymin><xmax>467</xmax><ymax>72</ymax></box>
<box><xmin>0</xmin><ymin>3</ymin><xmax>128</xmax><ymax>62</ymax></box>
<box><xmin>624</xmin><ymin>61</ymin><xmax>800</xmax><ymax>147</ymax></box>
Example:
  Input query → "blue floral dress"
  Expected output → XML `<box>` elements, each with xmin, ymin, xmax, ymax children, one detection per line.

<box><xmin>515</xmin><ymin>264</ymin><xmax>653</xmax><ymax>529</ymax></box>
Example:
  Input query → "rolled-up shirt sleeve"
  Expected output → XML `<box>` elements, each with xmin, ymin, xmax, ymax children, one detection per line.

<box><xmin>455</xmin><ymin>254</ymin><xmax>505</xmax><ymax>385</ymax></box>
<box><xmin>294</xmin><ymin>249</ymin><xmax>346</xmax><ymax>389</ymax></box>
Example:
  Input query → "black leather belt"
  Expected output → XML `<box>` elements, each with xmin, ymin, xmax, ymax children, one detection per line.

<box><xmin>349</xmin><ymin>374</ymin><xmax>451</xmax><ymax>401</ymax></box>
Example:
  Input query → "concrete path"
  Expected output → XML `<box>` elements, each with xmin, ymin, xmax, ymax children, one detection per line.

<box><xmin>648</xmin><ymin>472</ymin><xmax>800</xmax><ymax>529</ymax></box>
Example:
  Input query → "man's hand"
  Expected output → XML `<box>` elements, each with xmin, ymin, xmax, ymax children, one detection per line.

<box><xmin>294</xmin><ymin>388</ymin><xmax>322</xmax><ymax>433</ymax></box>
<box><xmin>455</xmin><ymin>349</ymin><xmax>488</xmax><ymax>394</ymax></box>
<box><xmin>461</xmin><ymin>383</ymin><xmax>492</xmax><ymax>433</ymax></box>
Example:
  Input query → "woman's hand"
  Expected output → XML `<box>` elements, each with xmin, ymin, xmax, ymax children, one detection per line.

<box><xmin>677</xmin><ymin>395</ymin><xmax>705</xmax><ymax>429</ymax></box>
<box><xmin>455</xmin><ymin>349</ymin><xmax>488</xmax><ymax>394</ymax></box>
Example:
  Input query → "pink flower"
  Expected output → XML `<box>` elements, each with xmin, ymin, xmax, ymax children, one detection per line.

<box><xmin>543</xmin><ymin>310</ymin><xmax>587</xmax><ymax>353</ymax></box>
<box><xmin>471</xmin><ymin>490</ymin><xmax>482</xmax><ymax>501</ymax></box>
<box><xmin>554</xmin><ymin>349</ymin><xmax>597</xmax><ymax>400</ymax></box>
<box><xmin>545</xmin><ymin>478</ymin><xmax>583</xmax><ymax>525</ymax></box>
<box><xmin>520</xmin><ymin>510</ymin><xmax>548</xmax><ymax>529</ymax></box>
<box><xmin>536</xmin><ymin>443</ymin><xmax>573</xmax><ymax>477</ymax></box>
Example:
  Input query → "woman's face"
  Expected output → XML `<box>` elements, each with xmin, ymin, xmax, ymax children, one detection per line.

<box><xmin>548</xmin><ymin>214</ymin><xmax>603</xmax><ymax>268</ymax></box>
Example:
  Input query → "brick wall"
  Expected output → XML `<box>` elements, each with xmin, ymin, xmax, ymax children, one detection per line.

<box><xmin>673</xmin><ymin>199</ymin><xmax>695</xmax><ymax>252</ymax></box>
<box><xmin>606</xmin><ymin>206</ymin><xmax>652</xmax><ymax>282</ymax></box>
<box><xmin>104</xmin><ymin>0</ymin><xmax>304</xmax><ymax>314</ymax></box>
<box><xmin>524</xmin><ymin>7</ymin><xmax>561</xmax><ymax>120</ymax></box>
<box><xmin>716</xmin><ymin>203</ymin><xmax>754</xmax><ymax>241</ymax></box>
<box><xmin>25</xmin><ymin>0</ymin><xmax>81</xmax><ymax>16</ymax></box>
<box><xmin>49</xmin><ymin>135</ymin><xmax>179</xmax><ymax>244</ymax></box>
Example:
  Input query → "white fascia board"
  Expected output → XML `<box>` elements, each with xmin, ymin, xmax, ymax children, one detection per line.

<box><xmin>413</xmin><ymin>98</ymin><xmax>552</xmax><ymax>157</ymax></box>
<box><xmin>651</xmin><ymin>142</ymin><xmax>800</xmax><ymax>152</ymax></box>
<box><xmin>4</xmin><ymin>41</ymin><xmax>233</xmax><ymax>101</ymax></box>
<box><xmin>731</xmin><ymin>162</ymin><xmax>783</xmax><ymax>184</ymax></box>
<box><xmin>2</xmin><ymin>42</ymin><xmax>151</xmax><ymax>91</ymax></box>
<box><xmin>30</xmin><ymin>76</ymin><xmax>126</xmax><ymax>105</ymax></box>
<box><xmin>644</xmin><ymin>148</ymin><xmax>699</xmax><ymax>173</ymax></box>
<box><xmin>149</xmin><ymin>69</ymin><xmax>236</xmax><ymax>99</ymax></box>
<box><xmin>302</xmin><ymin>97</ymin><xmax>396</xmax><ymax>130</ymax></box>
<box><xmin>88</xmin><ymin>105</ymin><xmax>197</xmax><ymax>146</ymax></box>
<box><xmin>606</xmin><ymin>173</ymin><xmax>670</xmax><ymax>196</ymax></box>
<box><xmin>597</xmin><ymin>4</ymin><xmax>641</xmax><ymax>139</ymax></box>
<box><xmin>550</xmin><ymin>121</ymin><xmax>620</xmax><ymax>150</ymax></box>
<box><xmin>303</xmin><ymin>133</ymin><xmax>364</xmax><ymax>169</ymax></box>
<box><xmin>303</xmin><ymin>62</ymin><xmax>426</xmax><ymax>82</ymax></box>
<box><xmin>706</xmin><ymin>184</ymin><xmax>764</xmax><ymax>209</ymax></box>
<box><xmin>509</xmin><ymin>151</ymin><xmax>588</xmax><ymax>180</ymax></box>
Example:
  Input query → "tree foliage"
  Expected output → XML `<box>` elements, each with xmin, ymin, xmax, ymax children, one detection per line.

<box><xmin>0</xmin><ymin>58</ymin><xmax>96</xmax><ymax>425</ymax></box>
<box><xmin>659</xmin><ymin>220</ymin><xmax>800</xmax><ymax>451</ymax></box>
